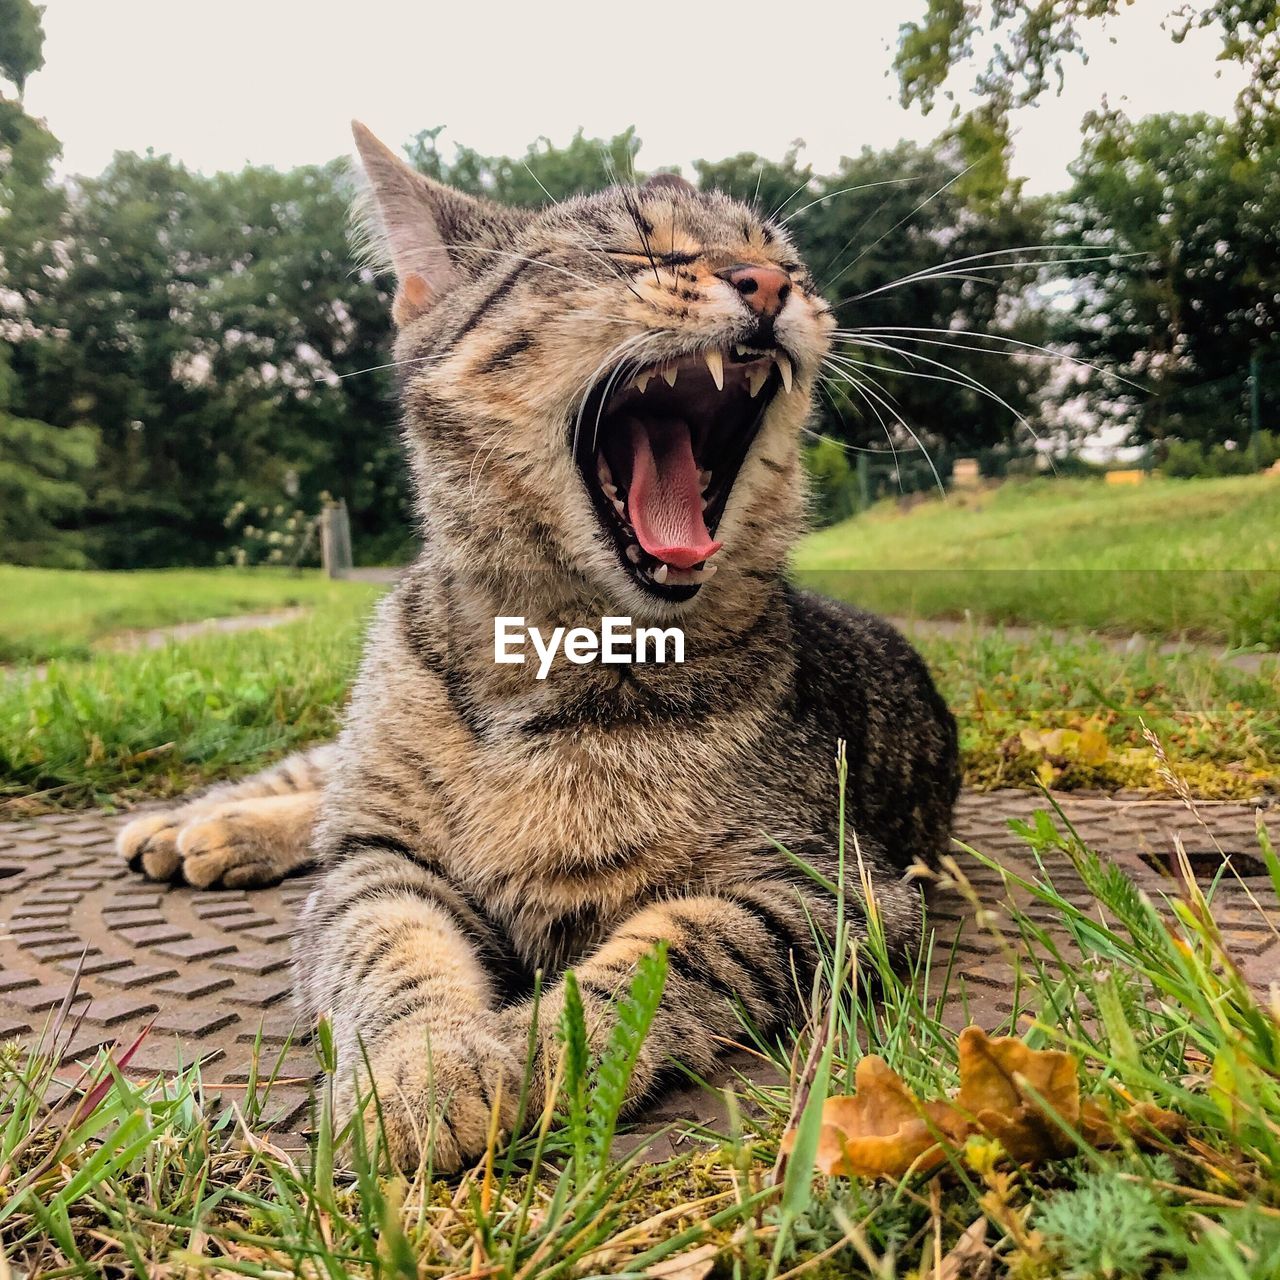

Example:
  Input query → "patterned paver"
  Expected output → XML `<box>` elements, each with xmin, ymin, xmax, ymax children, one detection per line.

<box><xmin>1</xmin><ymin>792</ymin><xmax>1276</xmax><ymax>1146</ymax></box>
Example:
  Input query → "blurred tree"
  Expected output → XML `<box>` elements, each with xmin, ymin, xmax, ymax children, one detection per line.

<box><xmin>0</xmin><ymin>0</ymin><xmax>44</xmax><ymax>95</ymax></box>
<box><xmin>1053</xmin><ymin>110</ymin><xmax>1279</xmax><ymax>446</ymax></box>
<box><xmin>719</xmin><ymin>138</ymin><xmax>1049</xmax><ymax>456</ymax></box>
<box><xmin>0</xmin><ymin>342</ymin><xmax>96</xmax><ymax>566</ymax></box>
<box><xmin>895</xmin><ymin>2</ymin><xmax>1279</xmax><ymax>135</ymax></box>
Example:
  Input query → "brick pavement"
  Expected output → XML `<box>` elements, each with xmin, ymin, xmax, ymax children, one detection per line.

<box><xmin>1</xmin><ymin>792</ymin><xmax>1276</xmax><ymax>1147</ymax></box>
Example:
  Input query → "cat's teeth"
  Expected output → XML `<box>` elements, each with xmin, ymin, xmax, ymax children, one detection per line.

<box><xmin>735</xmin><ymin>344</ymin><xmax>749</xmax><ymax>357</ymax></box>
<box><xmin>633</xmin><ymin>370</ymin><xmax>652</xmax><ymax>394</ymax></box>
<box><xmin>700</xmin><ymin>562</ymin><xmax>718</xmax><ymax>578</ymax></box>
<box><xmin>664</xmin><ymin>563</ymin><xmax>719</xmax><ymax>585</ymax></box>
<box><xmin>612</xmin><ymin>496</ymin><xmax>626</xmax><ymax>516</ymax></box>
<box><xmin>747</xmin><ymin>365</ymin><xmax>769</xmax><ymax>398</ymax></box>
<box><xmin>625</xmin><ymin>544</ymin><xmax>642</xmax><ymax>564</ymax></box>
<box><xmin>597</xmin><ymin>455</ymin><xmax>612</xmax><ymax>485</ymax></box>
<box><xmin>704</xmin><ymin>349</ymin><xmax>724</xmax><ymax>390</ymax></box>
<box><xmin>775</xmin><ymin>353</ymin><xmax>793</xmax><ymax>393</ymax></box>
<box><xmin>603</xmin><ymin>482</ymin><xmax>618</xmax><ymax>498</ymax></box>
<box><xmin>698</xmin><ymin>469</ymin><xmax>712</xmax><ymax>491</ymax></box>
<box><xmin>653</xmin><ymin>563</ymin><xmax>670</xmax><ymax>584</ymax></box>
<box><xmin>662</xmin><ymin>364</ymin><xmax>678</xmax><ymax>387</ymax></box>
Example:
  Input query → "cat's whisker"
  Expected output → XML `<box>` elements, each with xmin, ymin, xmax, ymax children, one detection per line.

<box><xmin>821</xmin><ymin>360</ymin><xmax>946</xmax><ymax>496</ymax></box>
<box><xmin>830</xmin><ymin>326</ymin><xmax>1146</xmax><ymax>391</ymax></box>
<box><xmin>833</xmin><ymin>250</ymin><xmax>1122</xmax><ymax>308</ymax></box>
<box><xmin>826</xmin><ymin>340</ymin><xmax>1057</xmax><ymax>476</ymax></box>
<box><xmin>320</xmin><ymin>351</ymin><xmax>451</xmax><ymax>383</ymax></box>
<box><xmin>819</xmin><ymin>162</ymin><xmax>977</xmax><ymax>294</ymax></box>
<box><xmin>778</xmin><ymin>176</ymin><xmax>925</xmax><ymax>226</ymax></box>
<box><xmin>818</xmin><ymin>367</ymin><xmax>905</xmax><ymax>490</ymax></box>
<box><xmin>767</xmin><ymin>176</ymin><xmax>815</xmax><ymax>224</ymax></box>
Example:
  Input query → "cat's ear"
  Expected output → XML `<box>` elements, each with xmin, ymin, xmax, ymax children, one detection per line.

<box><xmin>351</xmin><ymin>121</ymin><xmax>524</xmax><ymax>325</ymax></box>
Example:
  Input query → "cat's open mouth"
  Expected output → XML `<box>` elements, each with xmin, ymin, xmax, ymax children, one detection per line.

<box><xmin>573</xmin><ymin>346</ymin><xmax>787</xmax><ymax>600</ymax></box>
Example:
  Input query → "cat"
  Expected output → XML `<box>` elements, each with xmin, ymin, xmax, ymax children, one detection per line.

<box><xmin>118</xmin><ymin>122</ymin><xmax>960</xmax><ymax>1171</ymax></box>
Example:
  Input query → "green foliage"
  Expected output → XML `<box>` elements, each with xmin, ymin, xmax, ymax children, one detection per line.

<box><xmin>1052</xmin><ymin>111</ymin><xmax>1280</xmax><ymax>449</ymax></box>
<box><xmin>586</xmin><ymin>941</ymin><xmax>667</xmax><ymax>1173</ymax></box>
<box><xmin>1036</xmin><ymin>1166</ymin><xmax>1174</xmax><ymax>1278</ymax></box>
<box><xmin>0</xmin><ymin>344</ymin><xmax>97</xmax><ymax>568</ymax></box>
<box><xmin>895</xmin><ymin>2</ymin><xmax>1279</xmax><ymax>130</ymax></box>
<box><xmin>1163</xmin><ymin>429</ymin><xmax>1280</xmax><ymax>477</ymax></box>
<box><xmin>0</xmin><ymin>0</ymin><xmax>44</xmax><ymax>93</ymax></box>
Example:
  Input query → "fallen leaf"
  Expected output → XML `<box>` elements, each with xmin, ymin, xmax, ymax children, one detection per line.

<box><xmin>785</xmin><ymin>1055</ymin><xmax>959</xmax><ymax>1180</ymax></box>
<box><xmin>786</xmin><ymin>1028</ymin><xmax>1184</xmax><ymax>1182</ymax></box>
<box><xmin>1080</xmin><ymin>1097</ymin><xmax>1186</xmax><ymax>1149</ymax></box>
<box><xmin>953</xmin><ymin>1027</ymin><xmax>1080</xmax><ymax>1163</ymax></box>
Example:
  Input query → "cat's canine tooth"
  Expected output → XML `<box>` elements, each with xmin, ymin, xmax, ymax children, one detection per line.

<box><xmin>603</xmin><ymin>482</ymin><xmax>618</xmax><ymax>498</ymax></box>
<box><xmin>698</xmin><ymin>469</ymin><xmax>712</xmax><ymax>491</ymax></box>
<box><xmin>612</xmin><ymin>497</ymin><xmax>626</xmax><ymax>516</ymax></box>
<box><xmin>662</xmin><ymin>364</ymin><xmax>679</xmax><ymax>387</ymax></box>
<box><xmin>775</xmin><ymin>353</ymin><xmax>793</xmax><ymax>394</ymax></box>
<box><xmin>597</xmin><ymin>454</ymin><xmax>613</xmax><ymax>485</ymax></box>
<box><xmin>703</xmin><ymin>349</ymin><xmax>724</xmax><ymax>390</ymax></box>
<box><xmin>653</xmin><ymin>563</ymin><xmax>670</xmax><ymax>584</ymax></box>
<box><xmin>747</xmin><ymin>365</ymin><xmax>769</xmax><ymax>398</ymax></box>
<box><xmin>633</xmin><ymin>369</ymin><xmax>652</xmax><ymax>394</ymax></box>
<box><xmin>700</xmin><ymin>562</ymin><xmax>718</xmax><ymax>578</ymax></box>
<box><xmin>735</xmin><ymin>344</ymin><xmax>749</xmax><ymax>357</ymax></box>
<box><xmin>625</xmin><ymin>544</ymin><xmax>642</xmax><ymax>564</ymax></box>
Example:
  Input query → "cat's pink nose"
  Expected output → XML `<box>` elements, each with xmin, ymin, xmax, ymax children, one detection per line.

<box><xmin>716</xmin><ymin>263</ymin><xmax>792</xmax><ymax>318</ymax></box>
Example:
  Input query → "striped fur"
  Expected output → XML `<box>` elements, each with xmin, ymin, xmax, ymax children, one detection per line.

<box><xmin>120</xmin><ymin>125</ymin><xmax>960</xmax><ymax>1171</ymax></box>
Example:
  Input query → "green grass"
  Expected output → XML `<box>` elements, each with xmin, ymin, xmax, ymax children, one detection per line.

<box><xmin>0</xmin><ymin>587</ymin><xmax>383</xmax><ymax>811</ymax></box>
<box><xmin>0</xmin><ymin>566</ymin><xmax>377</xmax><ymax>665</ymax></box>
<box><xmin>794</xmin><ymin>474</ymin><xmax>1280</xmax><ymax>646</ymax></box>
<box><xmin>3</xmin><ymin>587</ymin><xmax>1276</xmax><ymax>811</ymax></box>
<box><xmin>4</xmin><ymin>761</ymin><xmax>1278</xmax><ymax>1278</ymax></box>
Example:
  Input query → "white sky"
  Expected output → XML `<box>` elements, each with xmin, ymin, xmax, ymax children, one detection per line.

<box><xmin>27</xmin><ymin>0</ymin><xmax>1245</xmax><ymax>195</ymax></box>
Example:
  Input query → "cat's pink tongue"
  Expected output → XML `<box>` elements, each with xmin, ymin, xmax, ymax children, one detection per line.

<box><xmin>626</xmin><ymin>416</ymin><xmax>722</xmax><ymax>570</ymax></box>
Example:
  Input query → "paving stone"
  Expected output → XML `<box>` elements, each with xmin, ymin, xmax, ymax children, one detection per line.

<box><xmin>29</xmin><ymin>940</ymin><xmax>100</xmax><ymax>963</ymax></box>
<box><xmin>117</xmin><ymin>924</ymin><xmax>193</xmax><ymax>947</ymax></box>
<box><xmin>7</xmin><ymin>983</ymin><xmax>90</xmax><ymax>1013</ymax></box>
<box><xmin>213</xmin><ymin>949</ymin><xmax>291</xmax><ymax>976</ymax></box>
<box><xmin>81</xmin><ymin>995</ymin><xmax>161</xmax><ymax>1027</ymax></box>
<box><xmin>153</xmin><ymin>937</ymin><xmax>237</xmax><ymax>962</ymax></box>
<box><xmin>97</xmin><ymin>963</ymin><xmax>180</xmax><ymax>988</ymax></box>
<box><xmin>154</xmin><ymin>973</ymin><xmax>235</xmax><ymax>1000</ymax></box>
<box><xmin>56</xmin><ymin>954</ymin><xmax>133</xmax><ymax>977</ymax></box>
<box><xmin>0</xmin><ymin>970</ymin><xmax>40</xmax><ymax>994</ymax></box>
<box><xmin>152</xmin><ymin>1008</ymin><xmax>239</xmax><ymax>1037</ymax></box>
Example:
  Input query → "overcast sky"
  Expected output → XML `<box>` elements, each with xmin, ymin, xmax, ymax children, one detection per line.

<box><xmin>28</xmin><ymin>1</ymin><xmax>1244</xmax><ymax>195</ymax></box>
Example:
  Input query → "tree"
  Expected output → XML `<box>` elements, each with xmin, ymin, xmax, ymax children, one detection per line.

<box><xmin>0</xmin><ymin>343</ymin><xmax>96</xmax><ymax>566</ymax></box>
<box><xmin>895</xmin><ymin>2</ymin><xmax>1279</xmax><ymax>135</ymax></box>
<box><xmin>1052</xmin><ymin>110</ymin><xmax>1280</xmax><ymax>446</ymax></box>
<box><xmin>0</xmin><ymin>0</ymin><xmax>44</xmax><ymax>96</ymax></box>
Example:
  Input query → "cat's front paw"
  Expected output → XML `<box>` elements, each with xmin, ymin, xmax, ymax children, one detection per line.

<box><xmin>342</xmin><ymin>1022</ymin><xmax>523</xmax><ymax>1174</ymax></box>
<box><xmin>117</xmin><ymin>793</ymin><xmax>316</xmax><ymax>889</ymax></box>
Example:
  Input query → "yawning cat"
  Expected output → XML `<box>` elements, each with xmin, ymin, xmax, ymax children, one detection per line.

<box><xmin>118</xmin><ymin>123</ymin><xmax>959</xmax><ymax>1171</ymax></box>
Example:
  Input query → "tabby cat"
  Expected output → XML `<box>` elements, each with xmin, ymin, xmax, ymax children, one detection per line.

<box><xmin>118</xmin><ymin>123</ymin><xmax>959</xmax><ymax>1171</ymax></box>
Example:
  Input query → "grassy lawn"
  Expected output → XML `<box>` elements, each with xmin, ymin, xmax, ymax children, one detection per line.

<box><xmin>2</xmin><ymin>591</ymin><xmax>1276</xmax><ymax>811</ymax></box>
<box><xmin>0</xmin><ymin>566</ymin><xmax>379</xmax><ymax>665</ymax></box>
<box><xmin>4</xmin><ymin>782</ymin><xmax>1278</xmax><ymax>1277</ymax></box>
<box><xmin>0</xmin><ymin>587</ymin><xmax>384</xmax><ymax>811</ymax></box>
<box><xmin>794</xmin><ymin>474</ymin><xmax>1280</xmax><ymax>647</ymax></box>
